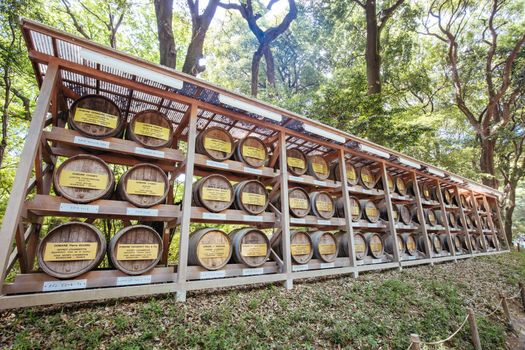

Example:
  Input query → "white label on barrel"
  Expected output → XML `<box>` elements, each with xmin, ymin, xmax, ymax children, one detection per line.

<box><xmin>134</xmin><ymin>147</ymin><xmax>165</xmax><ymax>158</ymax></box>
<box><xmin>126</xmin><ymin>208</ymin><xmax>159</xmax><ymax>217</ymax></box>
<box><xmin>314</xmin><ymin>180</ymin><xmax>327</xmax><ymax>186</ymax></box>
<box><xmin>200</xmin><ymin>270</ymin><xmax>226</xmax><ymax>279</ymax></box>
<box><xmin>317</xmin><ymin>220</ymin><xmax>331</xmax><ymax>226</ymax></box>
<box><xmin>43</xmin><ymin>279</ymin><xmax>87</xmax><ymax>292</ymax></box>
<box><xmin>73</xmin><ymin>136</ymin><xmax>110</xmax><ymax>149</ymax></box>
<box><xmin>116</xmin><ymin>275</ymin><xmax>152</xmax><ymax>286</ymax></box>
<box><xmin>243</xmin><ymin>215</ymin><xmax>264</xmax><ymax>222</ymax></box>
<box><xmin>292</xmin><ymin>264</ymin><xmax>309</xmax><ymax>271</ymax></box>
<box><xmin>206</xmin><ymin>160</ymin><xmax>229</xmax><ymax>169</ymax></box>
<box><xmin>243</xmin><ymin>167</ymin><xmax>263</xmax><ymax>175</ymax></box>
<box><xmin>59</xmin><ymin>203</ymin><xmax>99</xmax><ymax>214</ymax></box>
<box><xmin>242</xmin><ymin>267</ymin><xmax>264</xmax><ymax>276</ymax></box>
<box><xmin>320</xmin><ymin>262</ymin><xmax>335</xmax><ymax>269</ymax></box>
<box><xmin>289</xmin><ymin>175</ymin><xmax>303</xmax><ymax>182</ymax></box>
<box><xmin>202</xmin><ymin>213</ymin><xmax>226</xmax><ymax>220</ymax></box>
<box><xmin>290</xmin><ymin>218</ymin><xmax>306</xmax><ymax>224</ymax></box>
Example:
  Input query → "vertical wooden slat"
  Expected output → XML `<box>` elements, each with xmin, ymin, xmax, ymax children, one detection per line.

<box><xmin>455</xmin><ymin>186</ymin><xmax>473</xmax><ymax>255</ymax></box>
<box><xmin>435</xmin><ymin>181</ymin><xmax>455</xmax><ymax>258</ymax></box>
<box><xmin>175</xmin><ymin>103</ymin><xmax>199</xmax><ymax>301</ymax></box>
<box><xmin>482</xmin><ymin>195</ymin><xmax>500</xmax><ymax>251</ymax></box>
<box><xmin>338</xmin><ymin>150</ymin><xmax>358</xmax><ymax>276</ymax></box>
<box><xmin>0</xmin><ymin>63</ymin><xmax>59</xmax><ymax>293</ymax></box>
<box><xmin>469</xmin><ymin>191</ymin><xmax>487</xmax><ymax>252</ymax></box>
<box><xmin>411</xmin><ymin>172</ymin><xmax>433</xmax><ymax>261</ymax></box>
<box><xmin>493</xmin><ymin>197</ymin><xmax>509</xmax><ymax>249</ymax></box>
<box><xmin>380</xmin><ymin>162</ymin><xmax>401</xmax><ymax>268</ymax></box>
<box><xmin>278</xmin><ymin>131</ymin><xmax>293</xmax><ymax>289</ymax></box>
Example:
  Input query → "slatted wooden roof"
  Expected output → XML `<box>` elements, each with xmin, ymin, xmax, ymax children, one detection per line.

<box><xmin>20</xmin><ymin>18</ymin><xmax>503</xmax><ymax>198</ymax></box>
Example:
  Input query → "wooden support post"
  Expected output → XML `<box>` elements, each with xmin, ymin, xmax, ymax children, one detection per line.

<box><xmin>493</xmin><ymin>200</ymin><xmax>510</xmax><ymax>249</ymax></box>
<box><xmin>175</xmin><ymin>103</ymin><xmax>199</xmax><ymax>302</ymax></box>
<box><xmin>435</xmin><ymin>181</ymin><xmax>455</xmax><ymax>259</ymax></box>
<box><xmin>278</xmin><ymin>131</ymin><xmax>293</xmax><ymax>289</ymax></box>
<box><xmin>455</xmin><ymin>186</ymin><xmax>473</xmax><ymax>255</ymax></box>
<box><xmin>409</xmin><ymin>334</ymin><xmax>421</xmax><ymax>350</ymax></box>
<box><xmin>338</xmin><ymin>150</ymin><xmax>358</xmax><ymax>277</ymax></box>
<box><xmin>0</xmin><ymin>63</ymin><xmax>59</xmax><ymax>293</ymax></box>
<box><xmin>470</xmin><ymin>191</ymin><xmax>487</xmax><ymax>251</ymax></box>
<box><xmin>380</xmin><ymin>162</ymin><xmax>401</xmax><ymax>269</ymax></box>
<box><xmin>468</xmin><ymin>308</ymin><xmax>482</xmax><ymax>350</ymax></box>
<box><xmin>519</xmin><ymin>282</ymin><xmax>525</xmax><ymax>312</ymax></box>
<box><xmin>482</xmin><ymin>195</ymin><xmax>500</xmax><ymax>251</ymax></box>
<box><xmin>411</xmin><ymin>172</ymin><xmax>433</xmax><ymax>262</ymax></box>
<box><xmin>500</xmin><ymin>293</ymin><xmax>514</xmax><ymax>331</ymax></box>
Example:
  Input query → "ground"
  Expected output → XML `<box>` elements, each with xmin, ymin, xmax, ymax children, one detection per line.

<box><xmin>1</xmin><ymin>253</ymin><xmax>524</xmax><ymax>349</ymax></box>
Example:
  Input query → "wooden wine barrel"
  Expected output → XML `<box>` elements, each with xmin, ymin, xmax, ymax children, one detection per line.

<box><xmin>486</xmin><ymin>234</ymin><xmax>496</xmax><ymax>249</ymax></box>
<box><xmin>286</xmin><ymin>148</ymin><xmax>308</xmax><ymax>176</ymax></box>
<box><xmin>402</xmin><ymin>233</ymin><xmax>418</xmax><ymax>256</ymax></box>
<box><xmin>188</xmin><ymin>228</ymin><xmax>232</xmax><ymax>270</ymax></box>
<box><xmin>126</xmin><ymin>110</ymin><xmax>174</xmax><ymax>149</ymax></box>
<box><xmin>309</xmin><ymin>191</ymin><xmax>335</xmax><ymax>219</ymax></box>
<box><xmin>481</xmin><ymin>217</ymin><xmax>489</xmax><ymax>230</ymax></box>
<box><xmin>378</xmin><ymin>173</ymin><xmax>395</xmax><ymax>193</ymax></box>
<box><xmin>398</xmin><ymin>204</ymin><xmax>412</xmax><ymax>225</ymax></box>
<box><xmin>459</xmin><ymin>194</ymin><xmax>472</xmax><ymax>209</ymax></box>
<box><xmin>459</xmin><ymin>234</ymin><xmax>471</xmax><ymax>251</ymax></box>
<box><xmin>477</xmin><ymin>198</ymin><xmax>487</xmax><ymax>212</ymax></box>
<box><xmin>447</xmin><ymin>212</ymin><xmax>457</xmax><ymax>228</ymax></box>
<box><xmin>332</xmin><ymin>160</ymin><xmax>358</xmax><ymax>186</ymax></box>
<box><xmin>359</xmin><ymin>166</ymin><xmax>377</xmax><ymax>189</ymax></box>
<box><xmin>334</xmin><ymin>196</ymin><xmax>361</xmax><ymax>221</ymax></box>
<box><xmin>470</xmin><ymin>235</ymin><xmax>480</xmax><ymax>251</ymax></box>
<box><xmin>478</xmin><ymin>234</ymin><xmax>487</xmax><ymax>250</ymax></box>
<box><xmin>192</xmin><ymin>174</ymin><xmax>234</xmax><ymax>213</ymax></box>
<box><xmin>307</xmin><ymin>155</ymin><xmax>330</xmax><ymax>180</ymax></box>
<box><xmin>443</xmin><ymin>188</ymin><xmax>453</xmax><ymax>205</ymax></box>
<box><xmin>310</xmin><ymin>231</ymin><xmax>338</xmax><ymax>263</ymax></box>
<box><xmin>464</xmin><ymin>215</ymin><xmax>474</xmax><ymax>230</ymax></box>
<box><xmin>229</xmin><ymin>228</ymin><xmax>270</xmax><ymax>267</ymax></box>
<box><xmin>453</xmin><ymin>234</ymin><xmax>462</xmax><ymax>253</ymax></box>
<box><xmin>272</xmin><ymin>187</ymin><xmax>311</xmax><ymax>218</ymax></box>
<box><xmin>232</xmin><ymin>180</ymin><xmax>268</xmax><ymax>215</ymax></box>
<box><xmin>272</xmin><ymin>231</ymin><xmax>313</xmax><ymax>264</ymax></box>
<box><xmin>37</xmin><ymin>222</ymin><xmax>106</xmax><ymax>279</ymax></box>
<box><xmin>360</xmin><ymin>200</ymin><xmax>380</xmax><ymax>223</ymax></box>
<box><xmin>118</xmin><ymin>163</ymin><xmax>169</xmax><ymax>208</ymax></box>
<box><xmin>109</xmin><ymin>225</ymin><xmax>163</xmax><ymax>275</ymax></box>
<box><xmin>430</xmin><ymin>234</ymin><xmax>442</xmax><ymax>254</ymax></box>
<box><xmin>416</xmin><ymin>234</ymin><xmax>429</xmax><ymax>253</ymax></box>
<box><xmin>68</xmin><ymin>94</ymin><xmax>124</xmax><ymax>138</ymax></box>
<box><xmin>440</xmin><ymin>234</ymin><xmax>453</xmax><ymax>253</ymax></box>
<box><xmin>196</xmin><ymin>126</ymin><xmax>234</xmax><ymax>161</ymax></box>
<box><xmin>395</xmin><ymin>176</ymin><xmax>408</xmax><ymax>196</ymax></box>
<box><xmin>419</xmin><ymin>182</ymin><xmax>433</xmax><ymax>201</ymax></box>
<box><xmin>384</xmin><ymin>234</ymin><xmax>406</xmax><ymax>255</ymax></box>
<box><xmin>411</xmin><ymin>207</ymin><xmax>437</xmax><ymax>226</ymax></box>
<box><xmin>434</xmin><ymin>210</ymin><xmax>447</xmax><ymax>226</ymax></box>
<box><xmin>54</xmin><ymin>154</ymin><xmax>115</xmax><ymax>204</ymax></box>
<box><xmin>233</xmin><ymin>136</ymin><xmax>268</xmax><ymax>168</ymax></box>
<box><xmin>336</xmin><ymin>231</ymin><xmax>367</xmax><ymax>259</ymax></box>
<box><xmin>377</xmin><ymin>200</ymin><xmax>400</xmax><ymax>223</ymax></box>
<box><xmin>364</xmin><ymin>232</ymin><xmax>384</xmax><ymax>259</ymax></box>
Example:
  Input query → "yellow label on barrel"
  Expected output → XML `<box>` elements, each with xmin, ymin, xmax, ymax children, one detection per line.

<box><xmin>291</xmin><ymin>244</ymin><xmax>311</xmax><ymax>255</ymax></box>
<box><xmin>424</xmin><ymin>188</ymin><xmax>430</xmax><ymax>198</ymax></box>
<box><xmin>312</xmin><ymin>162</ymin><xmax>328</xmax><ymax>175</ymax></box>
<box><xmin>204</xmin><ymin>137</ymin><xmax>231</xmax><ymax>153</ymax></box>
<box><xmin>387</xmin><ymin>177</ymin><xmax>394</xmax><ymax>190</ymax></box>
<box><xmin>242</xmin><ymin>145</ymin><xmax>265</xmax><ymax>160</ymax></box>
<box><xmin>134</xmin><ymin>122</ymin><xmax>170</xmax><ymax>141</ymax></box>
<box><xmin>397</xmin><ymin>179</ymin><xmax>405</xmax><ymax>192</ymax></box>
<box><xmin>392</xmin><ymin>210</ymin><xmax>398</xmax><ymax>220</ymax></box>
<box><xmin>355</xmin><ymin>243</ymin><xmax>366</xmax><ymax>254</ymax></box>
<box><xmin>287</xmin><ymin>157</ymin><xmax>305</xmax><ymax>169</ymax></box>
<box><xmin>366</xmin><ymin>206</ymin><xmax>378</xmax><ymax>218</ymax></box>
<box><xmin>116</xmin><ymin>244</ymin><xmax>158</xmax><ymax>260</ymax></box>
<box><xmin>316</xmin><ymin>200</ymin><xmax>333</xmax><ymax>212</ymax></box>
<box><xmin>361</xmin><ymin>172</ymin><xmax>372</xmax><ymax>184</ymax></box>
<box><xmin>318</xmin><ymin>243</ymin><xmax>336</xmax><ymax>255</ymax></box>
<box><xmin>289</xmin><ymin>197</ymin><xmax>309</xmax><ymax>210</ymax></box>
<box><xmin>43</xmin><ymin>242</ymin><xmax>97</xmax><ymax>261</ymax></box>
<box><xmin>59</xmin><ymin>170</ymin><xmax>108</xmax><ymax>190</ymax></box>
<box><xmin>347</xmin><ymin>167</ymin><xmax>357</xmax><ymax>181</ymax></box>
<box><xmin>202</xmin><ymin>187</ymin><xmax>231</xmax><ymax>202</ymax></box>
<box><xmin>398</xmin><ymin>240</ymin><xmax>405</xmax><ymax>251</ymax></box>
<box><xmin>74</xmin><ymin>107</ymin><xmax>118</xmax><ymax>128</ymax></box>
<box><xmin>351</xmin><ymin>205</ymin><xmax>360</xmax><ymax>216</ymax></box>
<box><xmin>197</xmin><ymin>243</ymin><xmax>230</xmax><ymax>259</ymax></box>
<box><xmin>241</xmin><ymin>192</ymin><xmax>266</xmax><ymax>206</ymax></box>
<box><xmin>241</xmin><ymin>244</ymin><xmax>267</xmax><ymax>257</ymax></box>
<box><xmin>370</xmin><ymin>239</ymin><xmax>383</xmax><ymax>253</ymax></box>
<box><xmin>407</xmin><ymin>238</ymin><xmax>417</xmax><ymax>251</ymax></box>
<box><xmin>126</xmin><ymin>179</ymin><xmax>165</xmax><ymax>196</ymax></box>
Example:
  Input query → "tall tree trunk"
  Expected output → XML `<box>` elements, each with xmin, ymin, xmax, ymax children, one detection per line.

<box><xmin>0</xmin><ymin>69</ymin><xmax>10</xmax><ymax>170</ymax></box>
<box><xmin>263</xmin><ymin>46</ymin><xmax>276</xmax><ymax>89</ymax></box>
<box><xmin>504</xmin><ymin>179</ymin><xmax>517</xmax><ymax>246</ymax></box>
<box><xmin>182</xmin><ymin>22</ymin><xmax>207</xmax><ymax>75</ymax></box>
<box><xmin>365</xmin><ymin>0</ymin><xmax>381</xmax><ymax>95</ymax></box>
<box><xmin>154</xmin><ymin>0</ymin><xmax>177</xmax><ymax>69</ymax></box>
<box><xmin>480</xmin><ymin>138</ymin><xmax>497</xmax><ymax>188</ymax></box>
<box><xmin>251</xmin><ymin>46</ymin><xmax>264</xmax><ymax>97</ymax></box>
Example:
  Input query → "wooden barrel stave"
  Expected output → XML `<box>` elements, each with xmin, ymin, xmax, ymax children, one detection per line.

<box><xmin>118</xmin><ymin>163</ymin><xmax>169</xmax><ymax>208</ymax></box>
<box><xmin>68</xmin><ymin>94</ymin><xmax>124</xmax><ymax>138</ymax></box>
<box><xmin>189</xmin><ymin>228</ymin><xmax>232</xmax><ymax>270</ymax></box>
<box><xmin>126</xmin><ymin>110</ymin><xmax>174</xmax><ymax>149</ymax></box>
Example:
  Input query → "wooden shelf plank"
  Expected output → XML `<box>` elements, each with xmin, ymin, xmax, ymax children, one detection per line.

<box><xmin>194</xmin><ymin>153</ymin><xmax>278</xmax><ymax>178</ymax></box>
<box><xmin>288</xmin><ymin>174</ymin><xmax>341</xmax><ymax>189</ymax></box>
<box><xmin>187</xmin><ymin>207</ymin><xmax>276</xmax><ymax>225</ymax></box>
<box><xmin>289</xmin><ymin>215</ymin><xmax>345</xmax><ymax>227</ymax></box>
<box><xmin>23</xmin><ymin>195</ymin><xmax>180</xmax><ymax>221</ymax></box>
<box><xmin>186</xmin><ymin>262</ymin><xmax>279</xmax><ymax>280</ymax></box>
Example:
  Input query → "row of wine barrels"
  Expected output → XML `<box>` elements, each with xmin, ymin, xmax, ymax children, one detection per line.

<box><xmin>69</xmin><ymin>95</ymin><xmax>175</xmax><ymax>148</ymax></box>
<box><xmin>272</xmin><ymin>231</ymin><xmax>340</xmax><ymax>264</ymax></box>
<box><xmin>336</xmin><ymin>232</ymin><xmax>385</xmax><ymax>259</ymax></box>
<box><xmin>285</xmin><ymin>149</ymin><xmax>332</xmax><ymax>180</ymax></box>
<box><xmin>38</xmin><ymin>222</ymin><xmax>163</xmax><ymax>279</ymax></box>
<box><xmin>271</xmin><ymin>188</ymin><xmax>336</xmax><ymax>219</ymax></box>
<box><xmin>54</xmin><ymin>155</ymin><xmax>169</xmax><ymax>207</ymax></box>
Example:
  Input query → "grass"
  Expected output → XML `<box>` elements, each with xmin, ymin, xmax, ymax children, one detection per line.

<box><xmin>1</xmin><ymin>252</ymin><xmax>524</xmax><ymax>349</ymax></box>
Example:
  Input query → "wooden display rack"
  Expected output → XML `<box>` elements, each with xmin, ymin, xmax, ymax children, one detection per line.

<box><xmin>0</xmin><ymin>19</ymin><xmax>510</xmax><ymax>309</ymax></box>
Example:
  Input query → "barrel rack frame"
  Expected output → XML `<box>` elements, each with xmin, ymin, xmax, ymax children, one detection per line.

<box><xmin>0</xmin><ymin>19</ymin><xmax>509</xmax><ymax>309</ymax></box>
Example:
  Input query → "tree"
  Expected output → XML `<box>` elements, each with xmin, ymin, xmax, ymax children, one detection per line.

<box><xmin>424</xmin><ymin>0</ymin><xmax>525</xmax><ymax>188</ymax></box>
<box><xmin>219</xmin><ymin>0</ymin><xmax>298</xmax><ymax>97</ymax></box>
<box><xmin>154</xmin><ymin>0</ymin><xmax>177</xmax><ymax>68</ymax></box>
<box><xmin>351</xmin><ymin>0</ymin><xmax>405</xmax><ymax>95</ymax></box>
